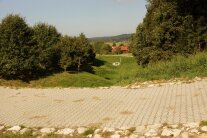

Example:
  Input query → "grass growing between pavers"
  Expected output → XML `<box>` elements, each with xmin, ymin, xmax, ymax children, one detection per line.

<box><xmin>1</xmin><ymin>52</ymin><xmax>207</xmax><ymax>88</ymax></box>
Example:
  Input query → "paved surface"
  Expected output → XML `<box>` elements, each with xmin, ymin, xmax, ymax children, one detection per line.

<box><xmin>0</xmin><ymin>80</ymin><xmax>207</xmax><ymax>128</ymax></box>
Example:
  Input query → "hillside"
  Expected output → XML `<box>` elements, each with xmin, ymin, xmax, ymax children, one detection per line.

<box><xmin>89</xmin><ymin>34</ymin><xmax>132</xmax><ymax>42</ymax></box>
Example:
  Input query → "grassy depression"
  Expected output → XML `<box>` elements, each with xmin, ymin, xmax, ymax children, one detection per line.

<box><xmin>1</xmin><ymin>53</ymin><xmax>207</xmax><ymax>88</ymax></box>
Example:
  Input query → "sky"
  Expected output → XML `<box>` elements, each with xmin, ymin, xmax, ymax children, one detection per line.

<box><xmin>0</xmin><ymin>0</ymin><xmax>147</xmax><ymax>38</ymax></box>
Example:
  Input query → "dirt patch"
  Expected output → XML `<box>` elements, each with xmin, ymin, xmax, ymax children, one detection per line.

<box><xmin>92</xmin><ymin>96</ymin><xmax>101</xmax><ymax>101</ymax></box>
<box><xmin>102</xmin><ymin>117</ymin><xmax>112</xmax><ymax>122</ymax></box>
<box><xmin>73</xmin><ymin>99</ymin><xmax>85</xmax><ymax>103</ymax></box>
<box><xmin>54</xmin><ymin>99</ymin><xmax>64</xmax><ymax>103</ymax></box>
<box><xmin>120</xmin><ymin>111</ymin><xmax>134</xmax><ymax>115</ymax></box>
<box><xmin>29</xmin><ymin>115</ymin><xmax>47</xmax><ymax>120</ymax></box>
<box><xmin>139</xmin><ymin>97</ymin><xmax>148</xmax><ymax>100</ymax></box>
<box><xmin>194</xmin><ymin>92</ymin><xmax>201</xmax><ymax>97</ymax></box>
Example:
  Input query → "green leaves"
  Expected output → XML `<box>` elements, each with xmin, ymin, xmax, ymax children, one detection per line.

<box><xmin>32</xmin><ymin>23</ymin><xmax>61</xmax><ymax>71</ymax></box>
<box><xmin>0</xmin><ymin>15</ymin><xmax>95</xmax><ymax>80</ymax></box>
<box><xmin>58</xmin><ymin>34</ymin><xmax>95</xmax><ymax>72</ymax></box>
<box><xmin>131</xmin><ymin>0</ymin><xmax>207</xmax><ymax>66</ymax></box>
<box><xmin>0</xmin><ymin>14</ymin><xmax>34</xmax><ymax>79</ymax></box>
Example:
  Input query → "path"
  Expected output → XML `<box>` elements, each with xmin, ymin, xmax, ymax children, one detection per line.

<box><xmin>0</xmin><ymin>80</ymin><xmax>207</xmax><ymax>128</ymax></box>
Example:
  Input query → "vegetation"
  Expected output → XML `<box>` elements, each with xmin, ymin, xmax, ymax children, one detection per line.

<box><xmin>89</xmin><ymin>34</ymin><xmax>131</xmax><ymax>42</ymax></box>
<box><xmin>136</xmin><ymin>52</ymin><xmax>207</xmax><ymax>81</ymax></box>
<box><xmin>92</xmin><ymin>41</ymin><xmax>112</xmax><ymax>55</ymax></box>
<box><xmin>58</xmin><ymin>34</ymin><xmax>95</xmax><ymax>72</ymax></box>
<box><xmin>200</xmin><ymin>120</ymin><xmax>207</xmax><ymax>126</ymax></box>
<box><xmin>0</xmin><ymin>15</ymin><xmax>34</xmax><ymax>79</ymax></box>
<box><xmin>32</xmin><ymin>23</ymin><xmax>61</xmax><ymax>73</ymax></box>
<box><xmin>131</xmin><ymin>0</ymin><xmax>207</xmax><ymax>65</ymax></box>
<box><xmin>1</xmin><ymin>52</ymin><xmax>207</xmax><ymax>88</ymax></box>
<box><xmin>0</xmin><ymin>14</ymin><xmax>95</xmax><ymax>80</ymax></box>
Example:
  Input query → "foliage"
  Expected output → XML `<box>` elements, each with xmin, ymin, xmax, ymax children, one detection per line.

<box><xmin>131</xmin><ymin>0</ymin><xmax>207</xmax><ymax>65</ymax></box>
<box><xmin>200</xmin><ymin>120</ymin><xmax>207</xmax><ymax>126</ymax></box>
<box><xmin>89</xmin><ymin>34</ymin><xmax>131</xmax><ymax>42</ymax></box>
<box><xmin>101</xmin><ymin>44</ymin><xmax>112</xmax><ymax>54</ymax></box>
<box><xmin>58</xmin><ymin>34</ymin><xmax>96</xmax><ymax>71</ymax></box>
<box><xmin>136</xmin><ymin>52</ymin><xmax>207</xmax><ymax>81</ymax></box>
<box><xmin>92</xmin><ymin>41</ymin><xmax>105</xmax><ymax>54</ymax></box>
<box><xmin>0</xmin><ymin>14</ymin><xmax>96</xmax><ymax>80</ymax></box>
<box><xmin>1</xmin><ymin>53</ymin><xmax>207</xmax><ymax>87</ymax></box>
<box><xmin>32</xmin><ymin>23</ymin><xmax>61</xmax><ymax>72</ymax></box>
<box><xmin>0</xmin><ymin>14</ymin><xmax>35</xmax><ymax>79</ymax></box>
<box><xmin>92</xmin><ymin>42</ymin><xmax>111</xmax><ymax>55</ymax></box>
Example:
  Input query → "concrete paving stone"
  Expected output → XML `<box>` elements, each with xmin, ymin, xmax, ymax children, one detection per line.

<box><xmin>0</xmin><ymin>80</ymin><xmax>207</xmax><ymax>128</ymax></box>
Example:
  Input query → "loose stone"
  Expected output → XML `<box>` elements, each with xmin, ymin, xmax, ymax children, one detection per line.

<box><xmin>77</xmin><ymin>127</ymin><xmax>86</xmax><ymax>134</ymax></box>
<box><xmin>181</xmin><ymin>132</ymin><xmax>189</xmax><ymax>138</ymax></box>
<box><xmin>40</xmin><ymin>128</ymin><xmax>55</xmax><ymax>134</ymax></box>
<box><xmin>55</xmin><ymin>128</ymin><xmax>74</xmax><ymax>135</ymax></box>
<box><xmin>0</xmin><ymin>126</ymin><xmax>5</xmax><ymax>131</ymax></box>
<box><xmin>201</xmin><ymin>126</ymin><xmax>207</xmax><ymax>132</ymax></box>
<box><xmin>20</xmin><ymin>128</ymin><xmax>30</xmax><ymax>134</ymax></box>
<box><xmin>7</xmin><ymin>126</ymin><xmax>21</xmax><ymax>132</ymax></box>
<box><xmin>111</xmin><ymin>134</ymin><xmax>121</xmax><ymax>138</ymax></box>
<box><xmin>144</xmin><ymin>129</ymin><xmax>157</xmax><ymax>137</ymax></box>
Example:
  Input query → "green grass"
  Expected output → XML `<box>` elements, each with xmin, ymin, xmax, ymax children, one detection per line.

<box><xmin>30</xmin><ymin>72</ymin><xmax>113</xmax><ymax>88</ymax></box>
<box><xmin>1</xmin><ymin>52</ymin><xmax>207</xmax><ymax>88</ymax></box>
<box><xmin>30</xmin><ymin>55</ymin><xmax>138</xmax><ymax>87</ymax></box>
<box><xmin>136</xmin><ymin>52</ymin><xmax>207</xmax><ymax>81</ymax></box>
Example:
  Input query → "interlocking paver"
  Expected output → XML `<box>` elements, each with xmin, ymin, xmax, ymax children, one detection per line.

<box><xmin>0</xmin><ymin>80</ymin><xmax>207</xmax><ymax>128</ymax></box>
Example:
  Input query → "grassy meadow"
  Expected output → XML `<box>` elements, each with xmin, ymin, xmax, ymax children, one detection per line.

<box><xmin>0</xmin><ymin>52</ymin><xmax>207</xmax><ymax>88</ymax></box>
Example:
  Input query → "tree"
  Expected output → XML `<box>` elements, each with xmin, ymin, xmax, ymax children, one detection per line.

<box><xmin>58</xmin><ymin>34</ymin><xmax>95</xmax><ymax>72</ymax></box>
<box><xmin>112</xmin><ymin>42</ymin><xmax>116</xmax><ymax>46</ymax></box>
<box><xmin>0</xmin><ymin>14</ymin><xmax>34</xmax><ymax>79</ymax></box>
<box><xmin>131</xmin><ymin>0</ymin><xmax>207</xmax><ymax>66</ymax></box>
<box><xmin>92</xmin><ymin>41</ymin><xmax>105</xmax><ymax>54</ymax></box>
<box><xmin>101</xmin><ymin>44</ymin><xmax>112</xmax><ymax>54</ymax></box>
<box><xmin>32</xmin><ymin>23</ymin><xmax>61</xmax><ymax>72</ymax></box>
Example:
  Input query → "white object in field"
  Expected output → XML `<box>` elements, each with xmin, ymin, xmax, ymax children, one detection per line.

<box><xmin>112</xmin><ymin>62</ymin><xmax>121</xmax><ymax>66</ymax></box>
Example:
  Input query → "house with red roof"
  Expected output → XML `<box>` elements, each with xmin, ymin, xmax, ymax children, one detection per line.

<box><xmin>112</xmin><ymin>45</ymin><xmax>129</xmax><ymax>54</ymax></box>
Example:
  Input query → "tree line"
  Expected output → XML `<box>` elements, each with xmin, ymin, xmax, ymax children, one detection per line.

<box><xmin>130</xmin><ymin>0</ymin><xmax>207</xmax><ymax>66</ymax></box>
<box><xmin>0</xmin><ymin>14</ymin><xmax>95</xmax><ymax>80</ymax></box>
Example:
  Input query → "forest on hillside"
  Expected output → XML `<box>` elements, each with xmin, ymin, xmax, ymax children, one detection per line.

<box><xmin>89</xmin><ymin>34</ymin><xmax>131</xmax><ymax>42</ymax></box>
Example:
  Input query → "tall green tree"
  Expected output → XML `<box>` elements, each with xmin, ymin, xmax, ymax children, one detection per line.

<box><xmin>32</xmin><ymin>23</ymin><xmax>61</xmax><ymax>72</ymax></box>
<box><xmin>0</xmin><ymin>14</ymin><xmax>34</xmax><ymax>79</ymax></box>
<box><xmin>131</xmin><ymin>0</ymin><xmax>207</xmax><ymax>66</ymax></box>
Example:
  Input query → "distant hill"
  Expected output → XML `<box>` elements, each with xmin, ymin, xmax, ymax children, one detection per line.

<box><xmin>89</xmin><ymin>34</ymin><xmax>132</xmax><ymax>42</ymax></box>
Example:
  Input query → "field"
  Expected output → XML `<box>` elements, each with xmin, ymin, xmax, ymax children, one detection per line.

<box><xmin>1</xmin><ymin>53</ymin><xmax>207</xmax><ymax>88</ymax></box>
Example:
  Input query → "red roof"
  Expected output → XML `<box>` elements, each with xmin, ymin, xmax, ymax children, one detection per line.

<box><xmin>111</xmin><ymin>46</ymin><xmax>129</xmax><ymax>53</ymax></box>
<box><xmin>120</xmin><ymin>46</ymin><xmax>129</xmax><ymax>51</ymax></box>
